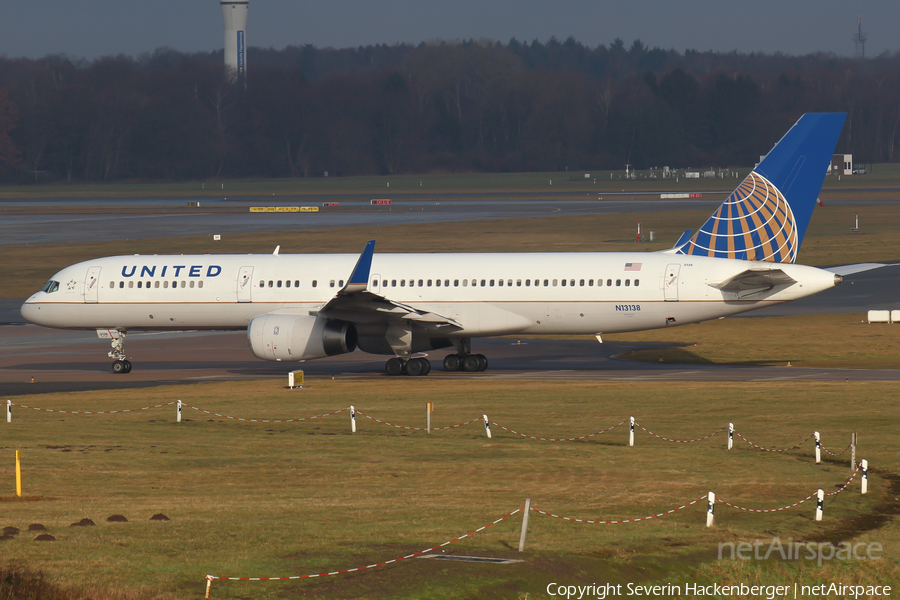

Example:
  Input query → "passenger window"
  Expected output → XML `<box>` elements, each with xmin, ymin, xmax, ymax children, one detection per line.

<box><xmin>295</xmin><ymin>280</ymin><xmax>300</xmax><ymax>287</ymax></box>
<box><xmin>277</xmin><ymin>280</ymin><xmax>283</xmax><ymax>288</ymax></box>
<box><xmin>155</xmin><ymin>281</ymin><xmax>160</xmax><ymax>289</ymax></box>
<box><xmin>409</xmin><ymin>280</ymin><xmax>414</xmax><ymax>287</ymax></box>
<box><xmin>199</xmin><ymin>281</ymin><xmax>204</xmax><ymax>288</ymax></box>
<box><xmin>190</xmin><ymin>281</ymin><xmax>195</xmax><ymax>288</ymax></box>
<box><xmin>259</xmin><ymin>280</ymin><xmax>265</xmax><ymax>287</ymax></box>
<box><xmin>571</xmin><ymin>279</ymin><xmax>576</xmax><ymax>286</ymax></box>
<box><xmin>119</xmin><ymin>282</ymin><xmax>124</xmax><ymax>289</ymax></box>
<box><xmin>285</xmin><ymin>280</ymin><xmax>291</xmax><ymax>288</ymax></box>
<box><xmin>418</xmin><ymin>279</ymin><xmax>423</xmax><ymax>287</ymax></box>
<box><xmin>490</xmin><ymin>280</ymin><xmax>495</xmax><ymax>287</ymax></box>
<box><xmin>163</xmin><ymin>281</ymin><xmax>168</xmax><ymax>289</ymax></box>
<box><xmin>454</xmin><ymin>280</ymin><xmax>459</xmax><ymax>287</ymax></box>
<box><xmin>498</xmin><ymin>279</ymin><xmax>503</xmax><ymax>287</ymax></box>
<box><xmin>138</xmin><ymin>281</ymin><xmax>142</xmax><ymax>289</ymax></box>
<box><xmin>553</xmin><ymin>279</ymin><xmax>558</xmax><ymax>286</ymax></box>
<box><xmin>268</xmin><ymin>281</ymin><xmax>274</xmax><ymax>288</ymax></box>
<box><xmin>109</xmin><ymin>281</ymin><xmax>114</xmax><ymax>288</ymax></box>
<box><xmin>340</xmin><ymin>280</ymin><xmax>344</xmax><ymax>287</ymax></box>
<box><xmin>330</xmin><ymin>280</ymin><xmax>335</xmax><ymax>288</ymax></box>
<box><xmin>625</xmin><ymin>279</ymin><xmax>630</xmax><ymax>286</ymax></box>
<box><xmin>526</xmin><ymin>280</ymin><xmax>531</xmax><ymax>286</ymax></box>
<box><xmin>544</xmin><ymin>279</ymin><xmax>549</xmax><ymax>286</ymax></box>
<box><xmin>435</xmin><ymin>280</ymin><xmax>440</xmax><ymax>287</ymax></box>
<box><xmin>607</xmin><ymin>279</ymin><xmax>612</xmax><ymax>286</ymax></box>
<box><xmin>561</xmin><ymin>279</ymin><xmax>566</xmax><ymax>287</ymax></box>
<box><xmin>129</xmin><ymin>281</ymin><xmax>134</xmax><ymax>289</ymax></box>
<box><xmin>401</xmin><ymin>280</ymin><xmax>406</xmax><ymax>287</ymax></box>
<box><xmin>463</xmin><ymin>279</ymin><xmax>468</xmax><ymax>287</ymax></box>
<box><xmin>588</xmin><ymin>279</ymin><xmax>593</xmax><ymax>286</ymax></box>
<box><xmin>481</xmin><ymin>279</ymin><xmax>486</xmax><ymax>286</ymax></box>
<box><xmin>445</xmin><ymin>280</ymin><xmax>450</xmax><ymax>287</ymax></box>
<box><xmin>517</xmin><ymin>279</ymin><xmax>522</xmax><ymax>286</ymax></box>
<box><xmin>312</xmin><ymin>280</ymin><xmax>317</xmax><ymax>287</ymax></box>
<box><xmin>635</xmin><ymin>279</ymin><xmax>640</xmax><ymax>287</ymax></box>
<box><xmin>616</xmin><ymin>279</ymin><xmax>621</xmax><ymax>286</ymax></box>
<box><xmin>391</xmin><ymin>280</ymin><xmax>396</xmax><ymax>287</ymax></box>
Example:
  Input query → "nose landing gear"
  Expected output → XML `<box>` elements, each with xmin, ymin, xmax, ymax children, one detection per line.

<box><xmin>107</xmin><ymin>332</ymin><xmax>132</xmax><ymax>374</ymax></box>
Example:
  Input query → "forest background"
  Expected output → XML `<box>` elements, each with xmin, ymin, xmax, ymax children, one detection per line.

<box><xmin>0</xmin><ymin>37</ymin><xmax>898</xmax><ymax>183</ymax></box>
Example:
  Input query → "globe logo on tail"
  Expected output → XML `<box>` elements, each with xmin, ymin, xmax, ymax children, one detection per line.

<box><xmin>678</xmin><ymin>171</ymin><xmax>797</xmax><ymax>263</ymax></box>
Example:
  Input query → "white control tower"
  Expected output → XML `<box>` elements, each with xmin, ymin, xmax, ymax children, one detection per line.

<box><xmin>220</xmin><ymin>1</ymin><xmax>249</xmax><ymax>82</ymax></box>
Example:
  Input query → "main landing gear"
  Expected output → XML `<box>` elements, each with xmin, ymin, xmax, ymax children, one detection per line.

<box><xmin>443</xmin><ymin>353</ymin><xmax>488</xmax><ymax>372</ymax></box>
<box><xmin>385</xmin><ymin>357</ymin><xmax>431</xmax><ymax>377</ymax></box>
<box><xmin>108</xmin><ymin>332</ymin><xmax>132</xmax><ymax>374</ymax></box>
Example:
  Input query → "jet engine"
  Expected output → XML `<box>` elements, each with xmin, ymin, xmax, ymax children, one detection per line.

<box><xmin>247</xmin><ymin>314</ymin><xmax>357</xmax><ymax>361</ymax></box>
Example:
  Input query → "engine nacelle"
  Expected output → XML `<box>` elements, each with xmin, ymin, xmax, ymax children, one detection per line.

<box><xmin>247</xmin><ymin>314</ymin><xmax>357</xmax><ymax>361</ymax></box>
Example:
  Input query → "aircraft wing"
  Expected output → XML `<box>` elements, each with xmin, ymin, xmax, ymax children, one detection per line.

<box><xmin>824</xmin><ymin>263</ymin><xmax>890</xmax><ymax>276</ymax></box>
<box><xmin>314</xmin><ymin>240</ymin><xmax>462</xmax><ymax>331</ymax></box>
<box><xmin>709</xmin><ymin>268</ymin><xmax>797</xmax><ymax>293</ymax></box>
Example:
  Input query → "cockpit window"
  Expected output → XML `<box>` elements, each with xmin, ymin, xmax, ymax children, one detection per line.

<box><xmin>41</xmin><ymin>280</ymin><xmax>60</xmax><ymax>294</ymax></box>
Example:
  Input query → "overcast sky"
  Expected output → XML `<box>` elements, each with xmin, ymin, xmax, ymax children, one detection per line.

<box><xmin>1</xmin><ymin>0</ymin><xmax>896</xmax><ymax>61</ymax></box>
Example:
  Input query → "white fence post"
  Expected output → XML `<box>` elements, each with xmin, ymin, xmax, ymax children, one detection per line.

<box><xmin>814</xmin><ymin>431</ymin><xmax>821</xmax><ymax>464</ymax></box>
<box><xmin>177</xmin><ymin>400</ymin><xmax>182</xmax><ymax>423</ymax></box>
<box><xmin>815</xmin><ymin>489</ymin><xmax>824</xmax><ymax>521</ymax></box>
<box><xmin>629</xmin><ymin>416</ymin><xmax>635</xmax><ymax>447</ymax></box>
<box><xmin>861</xmin><ymin>459</ymin><xmax>868</xmax><ymax>494</ymax></box>
<box><xmin>706</xmin><ymin>491</ymin><xmax>715</xmax><ymax>528</ymax></box>
<box><xmin>482</xmin><ymin>415</ymin><xmax>492</xmax><ymax>438</ymax></box>
<box><xmin>518</xmin><ymin>498</ymin><xmax>531</xmax><ymax>551</ymax></box>
<box><xmin>426</xmin><ymin>402</ymin><xmax>432</xmax><ymax>434</ymax></box>
<box><xmin>850</xmin><ymin>433</ymin><xmax>857</xmax><ymax>474</ymax></box>
<box><xmin>727</xmin><ymin>422</ymin><xmax>734</xmax><ymax>450</ymax></box>
<box><xmin>6</xmin><ymin>400</ymin><xmax>10</xmax><ymax>423</ymax></box>
<box><xmin>350</xmin><ymin>405</ymin><xmax>356</xmax><ymax>433</ymax></box>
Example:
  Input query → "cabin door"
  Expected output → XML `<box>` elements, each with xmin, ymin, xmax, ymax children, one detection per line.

<box><xmin>85</xmin><ymin>266</ymin><xmax>101</xmax><ymax>304</ymax></box>
<box><xmin>237</xmin><ymin>266</ymin><xmax>254</xmax><ymax>302</ymax></box>
<box><xmin>664</xmin><ymin>264</ymin><xmax>680</xmax><ymax>302</ymax></box>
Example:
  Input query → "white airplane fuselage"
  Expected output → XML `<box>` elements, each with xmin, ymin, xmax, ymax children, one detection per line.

<box><xmin>21</xmin><ymin>251</ymin><xmax>838</xmax><ymax>338</ymax></box>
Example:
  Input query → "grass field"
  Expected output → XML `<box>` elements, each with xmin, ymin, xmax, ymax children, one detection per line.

<box><xmin>1</xmin><ymin>378</ymin><xmax>898</xmax><ymax>599</ymax></box>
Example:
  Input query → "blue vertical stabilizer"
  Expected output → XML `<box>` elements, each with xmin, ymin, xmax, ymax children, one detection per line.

<box><xmin>677</xmin><ymin>113</ymin><xmax>845</xmax><ymax>263</ymax></box>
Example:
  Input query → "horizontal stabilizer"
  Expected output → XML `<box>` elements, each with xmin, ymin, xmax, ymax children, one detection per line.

<box><xmin>710</xmin><ymin>268</ymin><xmax>796</xmax><ymax>293</ymax></box>
<box><xmin>825</xmin><ymin>263</ymin><xmax>890</xmax><ymax>276</ymax></box>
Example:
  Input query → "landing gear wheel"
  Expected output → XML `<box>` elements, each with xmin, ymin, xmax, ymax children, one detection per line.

<box><xmin>385</xmin><ymin>357</ymin><xmax>404</xmax><ymax>376</ymax></box>
<box><xmin>462</xmin><ymin>355</ymin><xmax>482</xmax><ymax>372</ymax></box>
<box><xmin>474</xmin><ymin>354</ymin><xmax>488</xmax><ymax>371</ymax></box>
<box><xmin>122</xmin><ymin>360</ymin><xmax>132</xmax><ymax>373</ymax></box>
<box><xmin>112</xmin><ymin>360</ymin><xmax>126</xmax><ymax>374</ymax></box>
<box><xmin>405</xmin><ymin>358</ymin><xmax>425</xmax><ymax>376</ymax></box>
<box><xmin>443</xmin><ymin>354</ymin><xmax>461</xmax><ymax>372</ymax></box>
<box><xmin>419</xmin><ymin>358</ymin><xmax>431</xmax><ymax>376</ymax></box>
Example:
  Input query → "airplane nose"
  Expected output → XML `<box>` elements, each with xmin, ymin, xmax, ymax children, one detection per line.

<box><xmin>20</xmin><ymin>301</ymin><xmax>41</xmax><ymax>324</ymax></box>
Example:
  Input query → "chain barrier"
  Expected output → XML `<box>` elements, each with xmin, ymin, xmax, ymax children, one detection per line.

<box><xmin>181</xmin><ymin>403</ymin><xmax>347</xmax><ymax>423</ymax></box>
<box><xmin>735</xmin><ymin>431</ymin><xmax>815</xmax><ymax>453</ymax></box>
<box><xmin>355</xmin><ymin>410</ymin><xmax>481</xmax><ymax>431</ymax></box>
<box><xmin>821</xmin><ymin>443</ymin><xmax>853</xmax><ymax>457</ymax></box>
<box><xmin>718</xmin><ymin>491</ymin><xmax>818</xmax><ymax>513</ymax></box>
<box><xmin>531</xmin><ymin>496</ymin><xmax>706</xmax><ymax>524</ymax></box>
<box><xmin>637</xmin><ymin>423</ymin><xmax>726</xmax><ymax>443</ymax></box>
<box><xmin>826</xmin><ymin>463</ymin><xmax>862</xmax><ymax>497</ymax></box>
<box><xmin>490</xmin><ymin>419</ymin><xmax>626</xmax><ymax>442</ymax></box>
<box><xmin>7</xmin><ymin>400</ymin><xmax>177</xmax><ymax>415</ymax></box>
<box><xmin>205</xmin><ymin>507</ymin><xmax>521</xmax><ymax>584</ymax></box>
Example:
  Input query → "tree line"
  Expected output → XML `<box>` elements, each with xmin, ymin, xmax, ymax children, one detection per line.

<box><xmin>1</xmin><ymin>38</ymin><xmax>899</xmax><ymax>183</ymax></box>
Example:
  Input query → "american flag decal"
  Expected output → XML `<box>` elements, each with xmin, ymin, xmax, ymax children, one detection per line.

<box><xmin>624</xmin><ymin>263</ymin><xmax>642</xmax><ymax>271</ymax></box>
